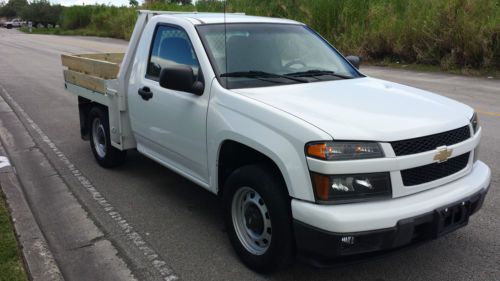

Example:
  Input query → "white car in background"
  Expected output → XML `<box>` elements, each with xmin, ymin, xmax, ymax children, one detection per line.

<box><xmin>4</xmin><ymin>18</ymin><xmax>24</xmax><ymax>29</ymax></box>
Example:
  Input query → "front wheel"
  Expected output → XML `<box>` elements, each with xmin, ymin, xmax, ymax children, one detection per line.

<box><xmin>223</xmin><ymin>164</ymin><xmax>294</xmax><ymax>273</ymax></box>
<box><xmin>89</xmin><ymin>106</ymin><xmax>127</xmax><ymax>168</ymax></box>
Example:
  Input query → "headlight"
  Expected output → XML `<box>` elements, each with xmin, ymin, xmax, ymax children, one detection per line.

<box><xmin>471</xmin><ymin>112</ymin><xmax>479</xmax><ymax>134</ymax></box>
<box><xmin>306</xmin><ymin>142</ymin><xmax>383</xmax><ymax>161</ymax></box>
<box><xmin>310</xmin><ymin>172</ymin><xmax>391</xmax><ymax>203</ymax></box>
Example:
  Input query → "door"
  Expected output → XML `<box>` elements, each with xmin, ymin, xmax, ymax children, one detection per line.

<box><xmin>129</xmin><ymin>24</ymin><xmax>210</xmax><ymax>186</ymax></box>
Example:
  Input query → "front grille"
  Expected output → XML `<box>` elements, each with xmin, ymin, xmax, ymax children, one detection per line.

<box><xmin>401</xmin><ymin>153</ymin><xmax>470</xmax><ymax>186</ymax></box>
<box><xmin>391</xmin><ymin>126</ymin><xmax>471</xmax><ymax>156</ymax></box>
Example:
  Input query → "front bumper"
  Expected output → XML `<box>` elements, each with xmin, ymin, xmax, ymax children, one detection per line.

<box><xmin>292</xmin><ymin>161</ymin><xmax>491</xmax><ymax>264</ymax></box>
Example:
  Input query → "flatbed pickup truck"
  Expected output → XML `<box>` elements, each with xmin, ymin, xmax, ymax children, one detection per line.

<box><xmin>61</xmin><ymin>10</ymin><xmax>491</xmax><ymax>272</ymax></box>
<box><xmin>4</xmin><ymin>18</ymin><xmax>24</xmax><ymax>29</ymax></box>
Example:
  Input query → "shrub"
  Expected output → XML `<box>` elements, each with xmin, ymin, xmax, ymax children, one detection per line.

<box><xmin>219</xmin><ymin>0</ymin><xmax>500</xmax><ymax>69</ymax></box>
<box><xmin>60</xmin><ymin>5</ymin><xmax>93</xmax><ymax>29</ymax></box>
<box><xmin>33</xmin><ymin>0</ymin><xmax>500</xmax><ymax>69</ymax></box>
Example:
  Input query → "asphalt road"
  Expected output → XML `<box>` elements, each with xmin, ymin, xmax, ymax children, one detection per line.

<box><xmin>0</xmin><ymin>28</ymin><xmax>499</xmax><ymax>281</ymax></box>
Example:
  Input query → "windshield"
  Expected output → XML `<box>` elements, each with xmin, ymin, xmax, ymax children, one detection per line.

<box><xmin>196</xmin><ymin>23</ymin><xmax>361</xmax><ymax>89</ymax></box>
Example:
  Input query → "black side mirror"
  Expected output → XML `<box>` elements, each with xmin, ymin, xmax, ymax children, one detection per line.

<box><xmin>346</xmin><ymin>55</ymin><xmax>361</xmax><ymax>69</ymax></box>
<box><xmin>159</xmin><ymin>65</ymin><xmax>204</xmax><ymax>95</ymax></box>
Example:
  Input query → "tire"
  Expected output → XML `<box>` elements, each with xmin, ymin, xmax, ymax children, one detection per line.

<box><xmin>223</xmin><ymin>164</ymin><xmax>294</xmax><ymax>273</ymax></box>
<box><xmin>89</xmin><ymin>106</ymin><xmax>127</xmax><ymax>168</ymax></box>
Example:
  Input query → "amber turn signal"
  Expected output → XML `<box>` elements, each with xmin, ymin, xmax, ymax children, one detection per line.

<box><xmin>310</xmin><ymin>173</ymin><xmax>330</xmax><ymax>201</ymax></box>
<box><xmin>306</xmin><ymin>143</ymin><xmax>327</xmax><ymax>160</ymax></box>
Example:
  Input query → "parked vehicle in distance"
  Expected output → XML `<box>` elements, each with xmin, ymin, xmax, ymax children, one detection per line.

<box><xmin>61</xmin><ymin>11</ymin><xmax>491</xmax><ymax>272</ymax></box>
<box><xmin>4</xmin><ymin>18</ymin><xmax>24</xmax><ymax>29</ymax></box>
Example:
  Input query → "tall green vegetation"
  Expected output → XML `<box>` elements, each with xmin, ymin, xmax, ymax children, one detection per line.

<box><xmin>60</xmin><ymin>5</ymin><xmax>137</xmax><ymax>39</ymax></box>
<box><xmin>58</xmin><ymin>3</ymin><xmax>198</xmax><ymax>39</ymax></box>
<box><xmin>9</xmin><ymin>0</ymin><xmax>500</xmax><ymax>70</ymax></box>
<box><xmin>218</xmin><ymin>0</ymin><xmax>500</xmax><ymax>69</ymax></box>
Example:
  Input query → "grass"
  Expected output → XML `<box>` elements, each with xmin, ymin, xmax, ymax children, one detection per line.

<box><xmin>20</xmin><ymin>27</ymin><xmax>117</xmax><ymax>37</ymax></box>
<box><xmin>221</xmin><ymin>0</ymin><xmax>500</xmax><ymax>70</ymax></box>
<box><xmin>58</xmin><ymin>5</ymin><xmax>137</xmax><ymax>39</ymax></box>
<box><xmin>0</xmin><ymin>192</ymin><xmax>28</xmax><ymax>281</ymax></box>
<box><xmin>18</xmin><ymin>0</ymin><xmax>500</xmax><ymax>73</ymax></box>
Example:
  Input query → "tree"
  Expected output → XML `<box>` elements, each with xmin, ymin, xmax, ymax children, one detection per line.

<box><xmin>129</xmin><ymin>0</ymin><xmax>138</xmax><ymax>6</ymax></box>
<box><xmin>20</xmin><ymin>0</ymin><xmax>63</xmax><ymax>25</ymax></box>
<box><xmin>0</xmin><ymin>0</ymin><xmax>27</xmax><ymax>18</ymax></box>
<box><xmin>0</xmin><ymin>6</ymin><xmax>16</xmax><ymax>17</ymax></box>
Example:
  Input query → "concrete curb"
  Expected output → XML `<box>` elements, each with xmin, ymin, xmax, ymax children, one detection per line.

<box><xmin>0</xmin><ymin>90</ymin><xmax>137</xmax><ymax>281</ymax></box>
<box><xmin>0</xmin><ymin>112</ymin><xmax>64</xmax><ymax>281</ymax></box>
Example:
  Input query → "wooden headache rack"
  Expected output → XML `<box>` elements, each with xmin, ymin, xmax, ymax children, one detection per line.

<box><xmin>61</xmin><ymin>53</ymin><xmax>124</xmax><ymax>94</ymax></box>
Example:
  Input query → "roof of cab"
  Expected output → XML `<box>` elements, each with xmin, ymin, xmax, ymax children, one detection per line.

<box><xmin>151</xmin><ymin>12</ymin><xmax>303</xmax><ymax>25</ymax></box>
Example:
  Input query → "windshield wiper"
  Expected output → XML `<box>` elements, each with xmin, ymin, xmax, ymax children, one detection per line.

<box><xmin>285</xmin><ymin>70</ymin><xmax>353</xmax><ymax>79</ymax></box>
<box><xmin>220</xmin><ymin>71</ymin><xmax>309</xmax><ymax>83</ymax></box>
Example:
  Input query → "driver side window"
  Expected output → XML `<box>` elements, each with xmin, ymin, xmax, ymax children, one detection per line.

<box><xmin>146</xmin><ymin>25</ymin><xmax>200</xmax><ymax>81</ymax></box>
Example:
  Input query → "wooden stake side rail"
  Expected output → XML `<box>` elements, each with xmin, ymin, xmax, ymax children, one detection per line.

<box><xmin>61</xmin><ymin>53</ymin><xmax>125</xmax><ymax>94</ymax></box>
<box><xmin>63</xmin><ymin>70</ymin><xmax>106</xmax><ymax>94</ymax></box>
<box><xmin>74</xmin><ymin>53</ymin><xmax>125</xmax><ymax>64</ymax></box>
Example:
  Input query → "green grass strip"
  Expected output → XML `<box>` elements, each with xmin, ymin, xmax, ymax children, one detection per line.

<box><xmin>0</xmin><ymin>193</ymin><xmax>28</xmax><ymax>281</ymax></box>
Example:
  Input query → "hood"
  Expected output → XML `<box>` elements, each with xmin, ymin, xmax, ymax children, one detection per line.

<box><xmin>232</xmin><ymin>77</ymin><xmax>473</xmax><ymax>142</ymax></box>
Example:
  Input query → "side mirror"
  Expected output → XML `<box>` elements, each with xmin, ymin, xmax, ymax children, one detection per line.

<box><xmin>346</xmin><ymin>55</ymin><xmax>361</xmax><ymax>69</ymax></box>
<box><xmin>159</xmin><ymin>65</ymin><xmax>204</xmax><ymax>95</ymax></box>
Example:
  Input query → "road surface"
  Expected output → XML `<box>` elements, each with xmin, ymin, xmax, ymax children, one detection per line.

<box><xmin>0</xmin><ymin>28</ymin><xmax>498</xmax><ymax>281</ymax></box>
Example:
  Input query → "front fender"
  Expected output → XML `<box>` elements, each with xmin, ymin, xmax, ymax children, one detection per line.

<box><xmin>207</xmin><ymin>83</ymin><xmax>331</xmax><ymax>202</ymax></box>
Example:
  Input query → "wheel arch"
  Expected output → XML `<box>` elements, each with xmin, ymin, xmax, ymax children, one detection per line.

<box><xmin>216</xmin><ymin>139</ymin><xmax>290</xmax><ymax>198</ymax></box>
<box><xmin>78</xmin><ymin>96</ymin><xmax>107</xmax><ymax>141</ymax></box>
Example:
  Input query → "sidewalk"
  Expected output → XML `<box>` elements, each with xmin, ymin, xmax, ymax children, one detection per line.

<box><xmin>0</xmin><ymin>92</ymin><xmax>136</xmax><ymax>281</ymax></box>
<box><xmin>0</xmin><ymin>103</ymin><xmax>63</xmax><ymax>281</ymax></box>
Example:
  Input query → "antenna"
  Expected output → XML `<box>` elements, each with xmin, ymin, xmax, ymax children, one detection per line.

<box><xmin>224</xmin><ymin>0</ymin><xmax>228</xmax><ymax>87</ymax></box>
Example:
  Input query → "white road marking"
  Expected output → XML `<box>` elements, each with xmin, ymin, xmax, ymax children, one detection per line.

<box><xmin>0</xmin><ymin>156</ymin><xmax>10</xmax><ymax>169</ymax></box>
<box><xmin>0</xmin><ymin>86</ymin><xmax>179</xmax><ymax>281</ymax></box>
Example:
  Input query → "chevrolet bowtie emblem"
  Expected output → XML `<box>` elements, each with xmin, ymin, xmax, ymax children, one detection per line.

<box><xmin>434</xmin><ymin>146</ymin><xmax>453</xmax><ymax>163</ymax></box>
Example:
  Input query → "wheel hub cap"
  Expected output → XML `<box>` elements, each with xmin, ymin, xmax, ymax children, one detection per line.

<box><xmin>231</xmin><ymin>187</ymin><xmax>272</xmax><ymax>255</ymax></box>
<box><xmin>244</xmin><ymin>204</ymin><xmax>264</xmax><ymax>235</ymax></box>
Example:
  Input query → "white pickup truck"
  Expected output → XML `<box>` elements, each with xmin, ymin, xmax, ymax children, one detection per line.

<box><xmin>4</xmin><ymin>18</ymin><xmax>24</xmax><ymax>29</ymax></box>
<box><xmin>61</xmin><ymin>10</ymin><xmax>491</xmax><ymax>272</ymax></box>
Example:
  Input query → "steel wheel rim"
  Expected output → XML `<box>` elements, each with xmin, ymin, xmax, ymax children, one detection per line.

<box><xmin>92</xmin><ymin>118</ymin><xmax>107</xmax><ymax>158</ymax></box>
<box><xmin>231</xmin><ymin>186</ymin><xmax>272</xmax><ymax>255</ymax></box>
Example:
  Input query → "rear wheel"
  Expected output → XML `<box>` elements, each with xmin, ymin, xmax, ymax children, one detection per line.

<box><xmin>89</xmin><ymin>106</ymin><xmax>126</xmax><ymax>168</ymax></box>
<box><xmin>223</xmin><ymin>164</ymin><xmax>294</xmax><ymax>273</ymax></box>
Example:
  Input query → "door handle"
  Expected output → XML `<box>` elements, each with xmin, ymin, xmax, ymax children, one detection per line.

<box><xmin>138</xmin><ymin>87</ymin><xmax>153</xmax><ymax>101</ymax></box>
